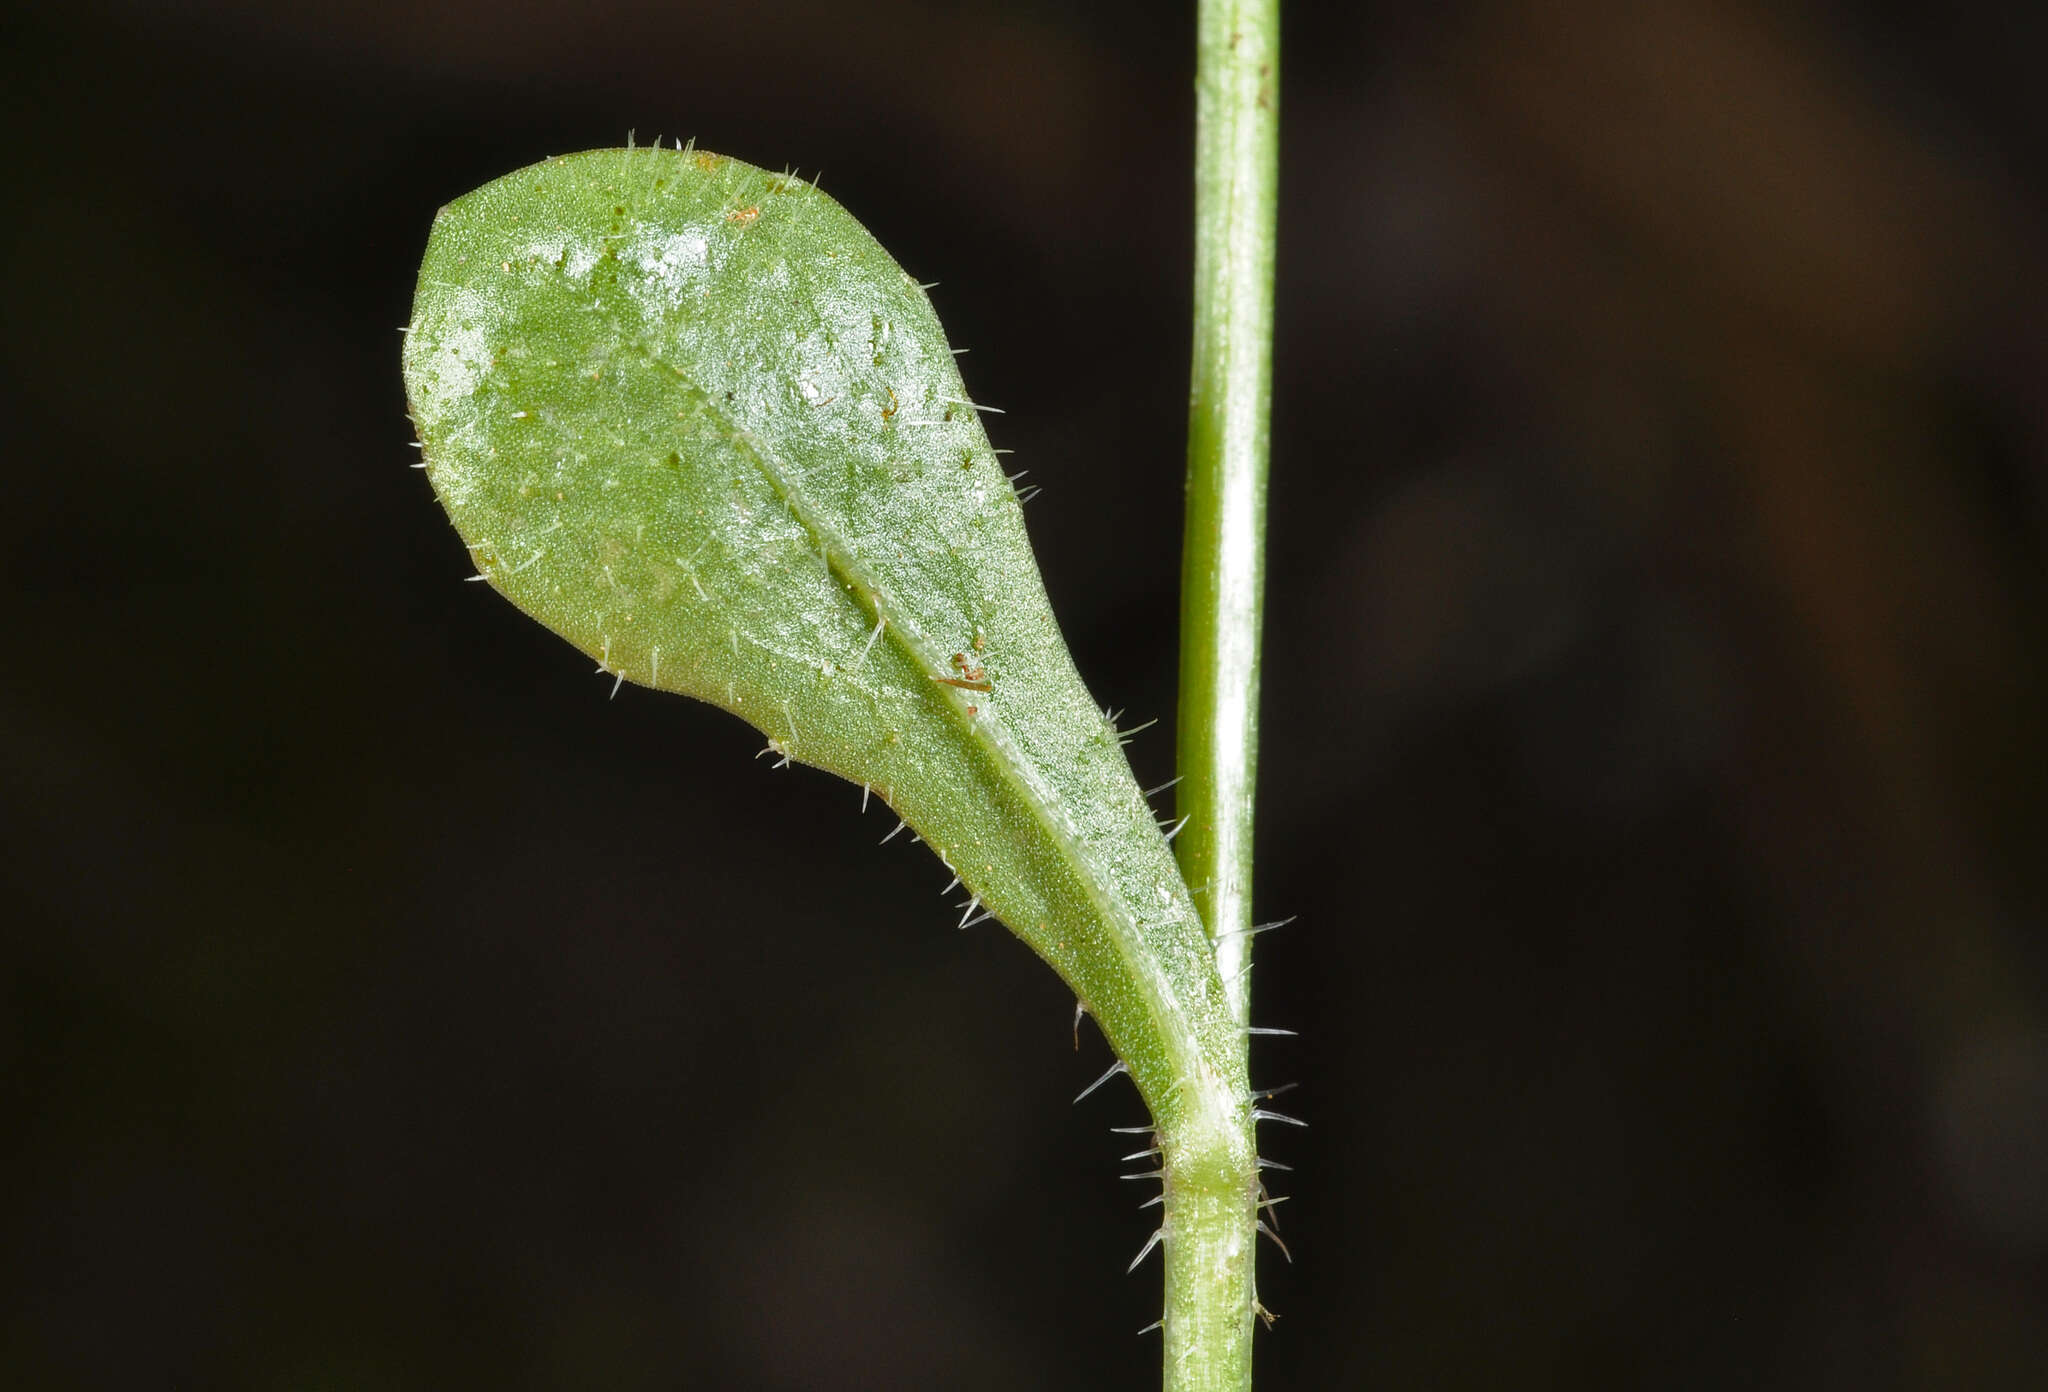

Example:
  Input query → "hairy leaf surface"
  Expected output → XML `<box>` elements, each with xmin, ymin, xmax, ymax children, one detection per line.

<box><xmin>402</xmin><ymin>148</ymin><xmax>1242</xmax><ymax>1118</ymax></box>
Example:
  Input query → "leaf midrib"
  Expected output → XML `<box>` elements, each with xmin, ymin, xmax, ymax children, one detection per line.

<box><xmin>655</xmin><ymin>346</ymin><xmax>1204</xmax><ymax>1104</ymax></box>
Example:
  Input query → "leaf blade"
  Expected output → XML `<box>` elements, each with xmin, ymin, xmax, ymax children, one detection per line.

<box><xmin>402</xmin><ymin>148</ymin><xmax>1243</xmax><ymax>1121</ymax></box>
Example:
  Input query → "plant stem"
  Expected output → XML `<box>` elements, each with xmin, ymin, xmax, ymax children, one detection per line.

<box><xmin>1178</xmin><ymin>0</ymin><xmax>1279</xmax><ymax>1026</ymax></box>
<box><xmin>1166</xmin><ymin>0</ymin><xmax>1278</xmax><ymax>1388</ymax></box>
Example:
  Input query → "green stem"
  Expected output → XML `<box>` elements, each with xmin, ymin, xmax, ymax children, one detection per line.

<box><xmin>1178</xmin><ymin>0</ymin><xmax>1279</xmax><ymax>1021</ymax></box>
<box><xmin>1166</xmin><ymin>0</ymin><xmax>1278</xmax><ymax>1388</ymax></box>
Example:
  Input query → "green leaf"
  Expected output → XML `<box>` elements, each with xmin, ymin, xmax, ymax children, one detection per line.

<box><xmin>401</xmin><ymin>147</ymin><xmax>1245</xmax><ymax>1128</ymax></box>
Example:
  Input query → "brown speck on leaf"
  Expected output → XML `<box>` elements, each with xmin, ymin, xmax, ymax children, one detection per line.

<box><xmin>727</xmin><ymin>205</ymin><xmax>760</xmax><ymax>225</ymax></box>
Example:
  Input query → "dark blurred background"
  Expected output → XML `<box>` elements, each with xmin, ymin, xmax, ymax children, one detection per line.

<box><xmin>5</xmin><ymin>0</ymin><xmax>2047</xmax><ymax>1386</ymax></box>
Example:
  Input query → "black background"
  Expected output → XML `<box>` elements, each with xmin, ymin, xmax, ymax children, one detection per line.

<box><xmin>6</xmin><ymin>1</ymin><xmax>2048</xmax><ymax>1386</ymax></box>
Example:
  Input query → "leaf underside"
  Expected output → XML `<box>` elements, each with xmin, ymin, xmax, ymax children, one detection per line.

<box><xmin>402</xmin><ymin>148</ymin><xmax>1238</xmax><ymax>1117</ymax></box>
